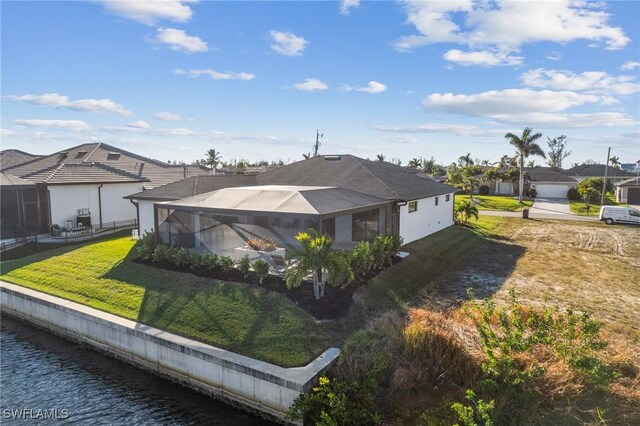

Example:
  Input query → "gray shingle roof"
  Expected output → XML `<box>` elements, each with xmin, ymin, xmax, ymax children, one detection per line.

<box><xmin>257</xmin><ymin>155</ymin><xmax>455</xmax><ymax>200</ymax></box>
<box><xmin>0</xmin><ymin>149</ymin><xmax>43</xmax><ymax>170</ymax></box>
<box><xmin>125</xmin><ymin>174</ymin><xmax>259</xmax><ymax>200</ymax></box>
<box><xmin>2</xmin><ymin>142</ymin><xmax>209</xmax><ymax>189</ymax></box>
<box><xmin>524</xmin><ymin>167</ymin><xmax>578</xmax><ymax>183</ymax></box>
<box><xmin>0</xmin><ymin>171</ymin><xmax>36</xmax><ymax>187</ymax></box>
<box><xmin>562</xmin><ymin>164</ymin><xmax>635</xmax><ymax>178</ymax></box>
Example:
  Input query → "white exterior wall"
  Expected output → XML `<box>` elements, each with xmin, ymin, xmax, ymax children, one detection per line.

<box><xmin>399</xmin><ymin>194</ymin><xmax>454</xmax><ymax>244</ymax></box>
<box><xmin>617</xmin><ymin>187</ymin><xmax>628</xmax><ymax>203</ymax></box>
<box><xmin>49</xmin><ymin>182</ymin><xmax>142</xmax><ymax>227</ymax></box>
<box><xmin>138</xmin><ymin>200</ymin><xmax>157</xmax><ymax>234</ymax></box>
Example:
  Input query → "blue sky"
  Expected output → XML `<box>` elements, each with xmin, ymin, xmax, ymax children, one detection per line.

<box><xmin>2</xmin><ymin>0</ymin><xmax>639</xmax><ymax>167</ymax></box>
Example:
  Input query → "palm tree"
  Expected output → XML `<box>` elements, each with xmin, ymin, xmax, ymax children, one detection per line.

<box><xmin>458</xmin><ymin>153</ymin><xmax>474</xmax><ymax>167</ymax></box>
<box><xmin>408</xmin><ymin>157</ymin><xmax>422</xmax><ymax>169</ymax></box>
<box><xmin>204</xmin><ymin>149</ymin><xmax>222</xmax><ymax>173</ymax></box>
<box><xmin>302</xmin><ymin>152</ymin><xmax>311</xmax><ymax>159</ymax></box>
<box><xmin>376</xmin><ymin>154</ymin><xmax>386</xmax><ymax>162</ymax></box>
<box><xmin>499</xmin><ymin>155</ymin><xmax>516</xmax><ymax>169</ymax></box>
<box><xmin>461</xmin><ymin>167</ymin><xmax>479</xmax><ymax>200</ymax></box>
<box><xmin>454</xmin><ymin>200</ymin><xmax>479</xmax><ymax>225</ymax></box>
<box><xmin>504</xmin><ymin>128</ymin><xmax>546</xmax><ymax>202</ymax></box>
<box><xmin>285</xmin><ymin>230</ymin><xmax>352</xmax><ymax>300</ymax></box>
<box><xmin>610</xmin><ymin>156</ymin><xmax>621</xmax><ymax>169</ymax></box>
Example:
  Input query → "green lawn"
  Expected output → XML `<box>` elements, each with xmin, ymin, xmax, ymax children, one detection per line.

<box><xmin>455</xmin><ymin>194</ymin><xmax>533</xmax><ymax>211</ymax></box>
<box><xmin>0</xmin><ymin>236</ymin><xmax>331</xmax><ymax>367</ymax></box>
<box><xmin>569</xmin><ymin>194</ymin><xmax>627</xmax><ymax>216</ymax></box>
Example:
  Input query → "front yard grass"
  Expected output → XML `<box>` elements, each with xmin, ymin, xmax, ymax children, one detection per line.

<box><xmin>455</xmin><ymin>194</ymin><xmax>533</xmax><ymax>211</ymax></box>
<box><xmin>570</xmin><ymin>194</ymin><xmax>627</xmax><ymax>216</ymax></box>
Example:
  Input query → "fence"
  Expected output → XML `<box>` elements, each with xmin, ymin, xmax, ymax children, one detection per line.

<box><xmin>0</xmin><ymin>219</ymin><xmax>138</xmax><ymax>253</ymax></box>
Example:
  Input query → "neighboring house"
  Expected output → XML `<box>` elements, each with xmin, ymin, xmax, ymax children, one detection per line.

<box><xmin>615</xmin><ymin>177</ymin><xmax>640</xmax><ymax>204</ymax></box>
<box><xmin>562</xmin><ymin>164</ymin><xmax>635</xmax><ymax>184</ymax></box>
<box><xmin>620</xmin><ymin>161</ymin><xmax>640</xmax><ymax>173</ymax></box>
<box><xmin>525</xmin><ymin>168</ymin><xmax>579</xmax><ymax>199</ymax></box>
<box><xmin>126</xmin><ymin>154</ymin><xmax>455</xmax><ymax>252</ymax></box>
<box><xmin>0</xmin><ymin>143</ymin><xmax>209</xmax><ymax>236</ymax></box>
<box><xmin>0</xmin><ymin>149</ymin><xmax>44</xmax><ymax>169</ymax></box>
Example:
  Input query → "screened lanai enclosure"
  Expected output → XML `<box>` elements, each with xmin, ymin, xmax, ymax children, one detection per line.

<box><xmin>155</xmin><ymin>185</ymin><xmax>395</xmax><ymax>263</ymax></box>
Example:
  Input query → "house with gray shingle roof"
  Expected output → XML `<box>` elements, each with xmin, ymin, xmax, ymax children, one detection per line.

<box><xmin>0</xmin><ymin>143</ymin><xmax>209</xmax><ymax>236</ymax></box>
<box><xmin>127</xmin><ymin>155</ymin><xmax>456</xmax><ymax>254</ymax></box>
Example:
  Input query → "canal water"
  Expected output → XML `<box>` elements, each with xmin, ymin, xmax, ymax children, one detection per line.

<box><xmin>0</xmin><ymin>315</ymin><xmax>276</xmax><ymax>425</ymax></box>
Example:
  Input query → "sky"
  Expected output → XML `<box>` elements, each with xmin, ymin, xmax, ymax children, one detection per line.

<box><xmin>1</xmin><ymin>0</ymin><xmax>640</xmax><ymax>167</ymax></box>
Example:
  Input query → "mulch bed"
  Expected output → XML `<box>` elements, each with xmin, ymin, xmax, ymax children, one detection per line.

<box><xmin>133</xmin><ymin>257</ymin><xmax>401</xmax><ymax>320</ymax></box>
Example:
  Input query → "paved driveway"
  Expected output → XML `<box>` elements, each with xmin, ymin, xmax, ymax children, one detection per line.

<box><xmin>529</xmin><ymin>198</ymin><xmax>574</xmax><ymax>216</ymax></box>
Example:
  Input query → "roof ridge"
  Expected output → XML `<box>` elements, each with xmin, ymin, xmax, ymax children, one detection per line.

<box><xmin>2</xmin><ymin>142</ymin><xmax>98</xmax><ymax>172</ymax></box>
<box><xmin>90</xmin><ymin>161</ymin><xmax>149</xmax><ymax>181</ymax></box>
<box><xmin>84</xmin><ymin>142</ymin><xmax>102</xmax><ymax>162</ymax></box>
<box><xmin>94</xmin><ymin>142</ymin><xmax>173</xmax><ymax>167</ymax></box>
<box><xmin>354</xmin><ymin>157</ymin><xmax>402</xmax><ymax>199</ymax></box>
<box><xmin>43</xmin><ymin>163</ymin><xmax>66</xmax><ymax>183</ymax></box>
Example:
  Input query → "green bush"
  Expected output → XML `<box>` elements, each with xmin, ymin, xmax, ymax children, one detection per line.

<box><xmin>236</xmin><ymin>254</ymin><xmax>252</xmax><ymax>279</ymax></box>
<box><xmin>171</xmin><ymin>247</ymin><xmax>192</xmax><ymax>268</ymax></box>
<box><xmin>287</xmin><ymin>376</ymin><xmax>382</xmax><ymax>426</ymax></box>
<box><xmin>252</xmin><ymin>259</ymin><xmax>270</xmax><ymax>284</ymax></box>
<box><xmin>200</xmin><ymin>252</ymin><xmax>219</xmax><ymax>271</ymax></box>
<box><xmin>567</xmin><ymin>187</ymin><xmax>581</xmax><ymax>201</ymax></box>
<box><xmin>151</xmin><ymin>244</ymin><xmax>171</xmax><ymax>263</ymax></box>
<box><xmin>136</xmin><ymin>231</ymin><xmax>156</xmax><ymax>261</ymax></box>
<box><xmin>478</xmin><ymin>185</ymin><xmax>490</xmax><ymax>196</ymax></box>
<box><xmin>451</xmin><ymin>389</ymin><xmax>495</xmax><ymax>426</ymax></box>
<box><xmin>218</xmin><ymin>256</ymin><xmax>234</xmax><ymax>274</ymax></box>
<box><xmin>350</xmin><ymin>241</ymin><xmax>373</xmax><ymax>279</ymax></box>
<box><xmin>371</xmin><ymin>235</ymin><xmax>398</xmax><ymax>269</ymax></box>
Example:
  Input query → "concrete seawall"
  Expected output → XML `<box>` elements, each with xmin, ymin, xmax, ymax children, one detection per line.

<box><xmin>0</xmin><ymin>282</ymin><xmax>340</xmax><ymax>422</ymax></box>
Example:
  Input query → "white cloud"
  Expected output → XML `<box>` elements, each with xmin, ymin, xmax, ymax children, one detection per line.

<box><xmin>155</xmin><ymin>28</ymin><xmax>208</xmax><ymax>53</ymax></box>
<box><xmin>443</xmin><ymin>49</ymin><xmax>523</xmax><ymax>67</ymax></box>
<box><xmin>293</xmin><ymin>78</ymin><xmax>329</xmax><ymax>91</ymax></box>
<box><xmin>621</xmin><ymin>61</ymin><xmax>640</xmax><ymax>71</ymax></box>
<box><xmin>373</xmin><ymin>123</ymin><xmax>482</xmax><ymax>135</ymax></box>
<box><xmin>339</xmin><ymin>0</ymin><xmax>360</xmax><ymax>15</ymax></box>
<box><xmin>100</xmin><ymin>0</ymin><xmax>196</xmax><ymax>25</ymax></box>
<box><xmin>0</xmin><ymin>128</ymin><xmax>17</xmax><ymax>137</ymax></box>
<box><xmin>174</xmin><ymin>68</ymin><xmax>255</xmax><ymax>80</ymax></box>
<box><xmin>5</xmin><ymin>93</ymin><xmax>132</xmax><ymax>116</ymax></box>
<box><xmin>395</xmin><ymin>1</ymin><xmax>629</xmax><ymax>58</ymax></box>
<box><xmin>522</xmin><ymin>68</ymin><xmax>640</xmax><ymax>96</ymax></box>
<box><xmin>154</xmin><ymin>111</ymin><xmax>182</xmax><ymax>121</ymax></box>
<box><xmin>379</xmin><ymin>134</ymin><xmax>420</xmax><ymax>143</ymax></box>
<box><xmin>127</xmin><ymin>120</ymin><xmax>150</xmax><ymax>129</ymax></box>
<box><xmin>14</xmin><ymin>119</ymin><xmax>90</xmax><ymax>132</ymax></box>
<box><xmin>343</xmin><ymin>81</ymin><xmax>388</xmax><ymax>94</ymax></box>
<box><xmin>546</xmin><ymin>51</ymin><xmax>562</xmax><ymax>61</ymax></box>
<box><xmin>269</xmin><ymin>30</ymin><xmax>308</xmax><ymax>56</ymax></box>
<box><xmin>423</xmin><ymin>88</ymin><xmax>637</xmax><ymax>128</ymax></box>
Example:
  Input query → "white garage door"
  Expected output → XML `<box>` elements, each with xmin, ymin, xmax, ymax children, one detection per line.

<box><xmin>535</xmin><ymin>184</ymin><xmax>570</xmax><ymax>198</ymax></box>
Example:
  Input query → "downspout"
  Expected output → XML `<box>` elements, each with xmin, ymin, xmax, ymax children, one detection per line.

<box><xmin>98</xmin><ymin>184</ymin><xmax>104</xmax><ymax>228</ymax></box>
<box><xmin>129</xmin><ymin>199</ymin><xmax>140</xmax><ymax>233</ymax></box>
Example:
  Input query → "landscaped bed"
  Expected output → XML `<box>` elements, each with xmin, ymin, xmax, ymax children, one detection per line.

<box><xmin>570</xmin><ymin>194</ymin><xmax>627</xmax><ymax>216</ymax></box>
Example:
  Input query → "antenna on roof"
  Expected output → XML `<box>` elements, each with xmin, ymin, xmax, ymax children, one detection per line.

<box><xmin>313</xmin><ymin>129</ymin><xmax>324</xmax><ymax>157</ymax></box>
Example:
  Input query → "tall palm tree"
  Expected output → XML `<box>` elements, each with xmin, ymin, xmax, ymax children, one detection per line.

<box><xmin>204</xmin><ymin>149</ymin><xmax>222</xmax><ymax>173</ymax></box>
<box><xmin>500</xmin><ymin>155</ymin><xmax>516</xmax><ymax>169</ymax></box>
<box><xmin>376</xmin><ymin>154</ymin><xmax>386</xmax><ymax>162</ymax></box>
<box><xmin>285</xmin><ymin>230</ymin><xmax>352</xmax><ymax>300</ymax></box>
<box><xmin>610</xmin><ymin>156</ymin><xmax>621</xmax><ymax>169</ymax></box>
<box><xmin>504</xmin><ymin>128</ymin><xmax>546</xmax><ymax>202</ymax></box>
<box><xmin>458</xmin><ymin>153</ymin><xmax>474</xmax><ymax>167</ymax></box>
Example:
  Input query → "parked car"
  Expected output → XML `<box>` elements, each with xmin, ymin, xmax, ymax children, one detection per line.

<box><xmin>599</xmin><ymin>206</ymin><xmax>640</xmax><ymax>225</ymax></box>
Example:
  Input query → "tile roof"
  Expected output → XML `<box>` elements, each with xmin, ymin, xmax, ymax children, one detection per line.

<box><xmin>125</xmin><ymin>174</ymin><xmax>259</xmax><ymax>200</ymax></box>
<box><xmin>0</xmin><ymin>149</ymin><xmax>43</xmax><ymax>170</ymax></box>
<box><xmin>2</xmin><ymin>142</ymin><xmax>209</xmax><ymax>188</ymax></box>
<box><xmin>257</xmin><ymin>155</ymin><xmax>455</xmax><ymax>200</ymax></box>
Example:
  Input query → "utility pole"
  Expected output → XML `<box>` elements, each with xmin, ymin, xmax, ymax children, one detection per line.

<box><xmin>313</xmin><ymin>129</ymin><xmax>324</xmax><ymax>157</ymax></box>
<box><xmin>600</xmin><ymin>147</ymin><xmax>611</xmax><ymax>206</ymax></box>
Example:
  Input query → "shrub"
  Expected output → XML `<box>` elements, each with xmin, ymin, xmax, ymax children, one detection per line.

<box><xmin>527</xmin><ymin>188</ymin><xmax>537</xmax><ymax>198</ymax></box>
<box><xmin>252</xmin><ymin>259</ymin><xmax>270</xmax><ymax>284</ymax></box>
<box><xmin>151</xmin><ymin>244</ymin><xmax>171</xmax><ymax>263</ymax></box>
<box><xmin>200</xmin><ymin>252</ymin><xmax>219</xmax><ymax>271</ymax></box>
<box><xmin>246</xmin><ymin>237</ymin><xmax>278</xmax><ymax>251</ymax></box>
<box><xmin>451</xmin><ymin>389</ymin><xmax>495</xmax><ymax>426</ymax></box>
<box><xmin>567</xmin><ymin>187</ymin><xmax>581</xmax><ymax>201</ymax></box>
<box><xmin>326</xmin><ymin>250</ymin><xmax>354</xmax><ymax>289</ymax></box>
<box><xmin>136</xmin><ymin>231</ymin><xmax>156</xmax><ymax>261</ymax></box>
<box><xmin>218</xmin><ymin>256</ymin><xmax>234</xmax><ymax>274</ymax></box>
<box><xmin>236</xmin><ymin>254</ymin><xmax>252</xmax><ymax>279</ymax></box>
<box><xmin>478</xmin><ymin>185</ymin><xmax>490</xmax><ymax>195</ymax></box>
<box><xmin>171</xmin><ymin>247</ymin><xmax>193</xmax><ymax>268</ymax></box>
<box><xmin>371</xmin><ymin>235</ymin><xmax>397</xmax><ymax>269</ymax></box>
<box><xmin>350</xmin><ymin>241</ymin><xmax>373</xmax><ymax>279</ymax></box>
<box><xmin>287</xmin><ymin>376</ymin><xmax>382</xmax><ymax>426</ymax></box>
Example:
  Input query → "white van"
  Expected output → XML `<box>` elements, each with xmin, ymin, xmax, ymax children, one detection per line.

<box><xmin>599</xmin><ymin>206</ymin><xmax>640</xmax><ymax>225</ymax></box>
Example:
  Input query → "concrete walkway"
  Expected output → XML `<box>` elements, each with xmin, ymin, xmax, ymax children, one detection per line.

<box><xmin>529</xmin><ymin>198</ymin><xmax>573</xmax><ymax>216</ymax></box>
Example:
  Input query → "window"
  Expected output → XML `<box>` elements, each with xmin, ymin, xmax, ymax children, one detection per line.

<box><xmin>629</xmin><ymin>209</ymin><xmax>640</xmax><ymax>217</ymax></box>
<box><xmin>107</xmin><ymin>152</ymin><xmax>121</xmax><ymax>160</ymax></box>
<box><xmin>408</xmin><ymin>201</ymin><xmax>418</xmax><ymax>213</ymax></box>
<box><xmin>75</xmin><ymin>151</ymin><xmax>88</xmax><ymax>159</ymax></box>
<box><xmin>322</xmin><ymin>217</ymin><xmax>336</xmax><ymax>239</ymax></box>
<box><xmin>352</xmin><ymin>209</ymin><xmax>379</xmax><ymax>241</ymax></box>
<box><xmin>446</xmin><ymin>194</ymin><xmax>450</xmax><ymax>202</ymax></box>
<box><xmin>435</xmin><ymin>197</ymin><xmax>439</xmax><ymax>206</ymax></box>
